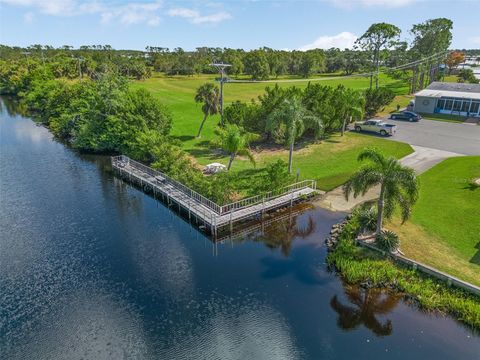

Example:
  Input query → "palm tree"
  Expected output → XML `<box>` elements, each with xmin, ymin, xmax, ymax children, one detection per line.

<box><xmin>214</xmin><ymin>124</ymin><xmax>256</xmax><ymax>170</ymax></box>
<box><xmin>341</xmin><ymin>88</ymin><xmax>365</xmax><ymax>136</ymax></box>
<box><xmin>343</xmin><ymin>148</ymin><xmax>418</xmax><ymax>236</ymax></box>
<box><xmin>267</xmin><ymin>97</ymin><xmax>322</xmax><ymax>173</ymax></box>
<box><xmin>194</xmin><ymin>82</ymin><xmax>220</xmax><ymax>138</ymax></box>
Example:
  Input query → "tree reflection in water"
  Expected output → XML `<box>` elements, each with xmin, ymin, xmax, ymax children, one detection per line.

<box><xmin>254</xmin><ymin>206</ymin><xmax>316</xmax><ymax>256</ymax></box>
<box><xmin>330</xmin><ymin>284</ymin><xmax>401</xmax><ymax>336</ymax></box>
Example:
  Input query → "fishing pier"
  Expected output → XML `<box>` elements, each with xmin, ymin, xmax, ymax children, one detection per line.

<box><xmin>112</xmin><ymin>155</ymin><xmax>318</xmax><ymax>236</ymax></box>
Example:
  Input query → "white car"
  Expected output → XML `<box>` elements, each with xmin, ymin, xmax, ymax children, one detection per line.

<box><xmin>354</xmin><ymin>119</ymin><xmax>397</xmax><ymax>136</ymax></box>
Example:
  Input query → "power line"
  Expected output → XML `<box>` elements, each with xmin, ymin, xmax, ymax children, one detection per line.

<box><xmin>226</xmin><ymin>50</ymin><xmax>448</xmax><ymax>84</ymax></box>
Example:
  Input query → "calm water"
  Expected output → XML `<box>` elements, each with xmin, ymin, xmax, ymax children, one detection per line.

<box><xmin>0</xmin><ymin>98</ymin><xmax>478</xmax><ymax>359</ymax></box>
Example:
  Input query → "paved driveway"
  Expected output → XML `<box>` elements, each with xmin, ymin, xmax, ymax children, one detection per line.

<box><xmin>384</xmin><ymin>119</ymin><xmax>480</xmax><ymax>155</ymax></box>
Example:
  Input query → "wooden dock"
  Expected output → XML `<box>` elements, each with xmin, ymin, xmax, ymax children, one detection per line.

<box><xmin>111</xmin><ymin>155</ymin><xmax>317</xmax><ymax>235</ymax></box>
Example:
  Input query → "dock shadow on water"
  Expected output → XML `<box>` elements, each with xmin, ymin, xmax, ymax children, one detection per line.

<box><xmin>1</xmin><ymin>96</ymin><xmax>479</xmax><ymax>360</ymax></box>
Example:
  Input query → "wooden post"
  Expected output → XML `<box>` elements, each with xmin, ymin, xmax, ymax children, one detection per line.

<box><xmin>230</xmin><ymin>209</ymin><xmax>233</xmax><ymax>233</ymax></box>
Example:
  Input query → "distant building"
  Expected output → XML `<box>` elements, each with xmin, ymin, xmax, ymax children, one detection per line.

<box><xmin>414</xmin><ymin>82</ymin><xmax>480</xmax><ymax>118</ymax></box>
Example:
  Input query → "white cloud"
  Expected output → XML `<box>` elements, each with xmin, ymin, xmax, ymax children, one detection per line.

<box><xmin>0</xmin><ymin>0</ymin><xmax>164</xmax><ymax>26</ymax></box>
<box><xmin>299</xmin><ymin>31</ymin><xmax>358</xmax><ymax>51</ymax></box>
<box><xmin>100</xmin><ymin>2</ymin><xmax>163</xmax><ymax>26</ymax></box>
<box><xmin>331</xmin><ymin>0</ymin><xmax>416</xmax><ymax>9</ymax></box>
<box><xmin>23</xmin><ymin>11</ymin><xmax>34</xmax><ymax>23</ymax></box>
<box><xmin>471</xmin><ymin>36</ymin><xmax>480</xmax><ymax>45</ymax></box>
<box><xmin>168</xmin><ymin>7</ymin><xmax>231</xmax><ymax>24</ymax></box>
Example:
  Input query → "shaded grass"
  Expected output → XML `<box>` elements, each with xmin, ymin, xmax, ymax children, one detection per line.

<box><xmin>328</xmin><ymin>216</ymin><xmax>480</xmax><ymax>330</ymax></box>
<box><xmin>224</xmin><ymin>132</ymin><xmax>413</xmax><ymax>192</ymax></box>
<box><xmin>377</xmin><ymin>94</ymin><xmax>414</xmax><ymax>116</ymax></box>
<box><xmin>418</xmin><ymin>112</ymin><xmax>467</xmax><ymax>123</ymax></box>
<box><xmin>387</xmin><ymin>156</ymin><xmax>480</xmax><ymax>286</ymax></box>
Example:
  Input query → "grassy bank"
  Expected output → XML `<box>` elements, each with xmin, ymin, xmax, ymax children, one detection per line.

<box><xmin>328</xmin><ymin>214</ymin><xmax>480</xmax><ymax>330</ymax></box>
<box><xmin>388</xmin><ymin>156</ymin><xmax>480</xmax><ymax>286</ymax></box>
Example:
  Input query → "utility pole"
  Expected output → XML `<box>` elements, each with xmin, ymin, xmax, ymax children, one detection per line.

<box><xmin>210</xmin><ymin>62</ymin><xmax>231</xmax><ymax>126</ymax></box>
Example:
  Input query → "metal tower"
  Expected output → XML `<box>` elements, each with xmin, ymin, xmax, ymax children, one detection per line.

<box><xmin>210</xmin><ymin>62</ymin><xmax>231</xmax><ymax>126</ymax></box>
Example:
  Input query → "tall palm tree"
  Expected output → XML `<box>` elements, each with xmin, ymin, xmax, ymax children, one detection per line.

<box><xmin>267</xmin><ymin>97</ymin><xmax>322</xmax><ymax>173</ymax></box>
<box><xmin>343</xmin><ymin>148</ymin><xmax>418</xmax><ymax>236</ymax></box>
<box><xmin>194</xmin><ymin>82</ymin><xmax>220</xmax><ymax>138</ymax></box>
<box><xmin>214</xmin><ymin>124</ymin><xmax>256</xmax><ymax>170</ymax></box>
<box><xmin>341</xmin><ymin>88</ymin><xmax>365</xmax><ymax>136</ymax></box>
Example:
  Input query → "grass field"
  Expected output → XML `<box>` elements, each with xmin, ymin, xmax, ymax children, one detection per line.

<box><xmin>387</xmin><ymin>156</ymin><xmax>480</xmax><ymax>286</ymax></box>
<box><xmin>131</xmin><ymin>73</ymin><xmax>409</xmax><ymax>151</ymax></box>
<box><xmin>131</xmin><ymin>73</ymin><xmax>412</xmax><ymax>192</ymax></box>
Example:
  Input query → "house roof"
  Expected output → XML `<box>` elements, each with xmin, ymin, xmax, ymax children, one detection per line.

<box><xmin>414</xmin><ymin>82</ymin><xmax>480</xmax><ymax>100</ymax></box>
<box><xmin>415</xmin><ymin>89</ymin><xmax>480</xmax><ymax>100</ymax></box>
<box><xmin>426</xmin><ymin>81</ymin><xmax>480</xmax><ymax>94</ymax></box>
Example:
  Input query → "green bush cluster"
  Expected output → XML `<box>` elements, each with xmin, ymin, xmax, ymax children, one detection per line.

<box><xmin>375</xmin><ymin>230</ymin><xmax>400</xmax><ymax>252</ymax></box>
<box><xmin>327</xmin><ymin>213</ymin><xmax>480</xmax><ymax>330</ymax></box>
<box><xmin>224</xmin><ymin>83</ymin><xmax>381</xmax><ymax>137</ymax></box>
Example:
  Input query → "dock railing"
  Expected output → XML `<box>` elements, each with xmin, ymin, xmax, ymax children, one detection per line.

<box><xmin>219</xmin><ymin>179</ymin><xmax>316</xmax><ymax>214</ymax></box>
<box><xmin>112</xmin><ymin>155</ymin><xmax>221</xmax><ymax>213</ymax></box>
<box><xmin>112</xmin><ymin>155</ymin><xmax>316</xmax><ymax>215</ymax></box>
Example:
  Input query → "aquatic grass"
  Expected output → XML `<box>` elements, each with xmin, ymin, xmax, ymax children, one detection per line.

<box><xmin>327</xmin><ymin>215</ymin><xmax>480</xmax><ymax>330</ymax></box>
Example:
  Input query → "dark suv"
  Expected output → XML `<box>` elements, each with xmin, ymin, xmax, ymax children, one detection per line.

<box><xmin>390</xmin><ymin>111</ymin><xmax>421</xmax><ymax>122</ymax></box>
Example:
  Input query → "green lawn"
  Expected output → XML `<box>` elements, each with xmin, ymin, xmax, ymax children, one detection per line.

<box><xmin>388</xmin><ymin>156</ymin><xmax>480</xmax><ymax>286</ymax></box>
<box><xmin>131</xmin><ymin>73</ymin><xmax>412</xmax><ymax>193</ymax></box>
<box><xmin>224</xmin><ymin>132</ymin><xmax>413</xmax><ymax>192</ymax></box>
<box><xmin>131</xmin><ymin>73</ymin><xmax>409</xmax><ymax>154</ymax></box>
<box><xmin>418</xmin><ymin>112</ymin><xmax>468</xmax><ymax>123</ymax></box>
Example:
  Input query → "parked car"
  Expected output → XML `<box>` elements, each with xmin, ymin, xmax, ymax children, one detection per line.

<box><xmin>390</xmin><ymin>111</ymin><xmax>421</xmax><ymax>122</ymax></box>
<box><xmin>354</xmin><ymin>119</ymin><xmax>397</xmax><ymax>136</ymax></box>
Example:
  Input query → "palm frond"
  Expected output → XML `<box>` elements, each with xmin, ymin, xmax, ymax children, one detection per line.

<box><xmin>358</xmin><ymin>148</ymin><xmax>387</xmax><ymax>167</ymax></box>
<box><xmin>343</xmin><ymin>165</ymin><xmax>382</xmax><ymax>200</ymax></box>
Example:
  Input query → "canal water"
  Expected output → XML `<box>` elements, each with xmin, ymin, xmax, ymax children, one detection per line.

<box><xmin>0</xmin><ymin>98</ymin><xmax>478</xmax><ymax>359</ymax></box>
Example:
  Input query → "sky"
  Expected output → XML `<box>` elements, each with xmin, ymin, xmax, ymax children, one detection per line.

<box><xmin>0</xmin><ymin>0</ymin><xmax>479</xmax><ymax>51</ymax></box>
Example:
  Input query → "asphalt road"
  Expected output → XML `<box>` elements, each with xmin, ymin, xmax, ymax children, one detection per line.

<box><xmin>383</xmin><ymin>119</ymin><xmax>480</xmax><ymax>155</ymax></box>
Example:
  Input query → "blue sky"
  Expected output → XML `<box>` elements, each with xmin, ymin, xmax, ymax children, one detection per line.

<box><xmin>0</xmin><ymin>0</ymin><xmax>479</xmax><ymax>50</ymax></box>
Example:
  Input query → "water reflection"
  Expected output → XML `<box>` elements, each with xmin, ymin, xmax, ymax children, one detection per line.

<box><xmin>330</xmin><ymin>283</ymin><xmax>401</xmax><ymax>337</ymax></box>
<box><xmin>257</xmin><ymin>213</ymin><xmax>315</xmax><ymax>256</ymax></box>
<box><xmin>0</xmin><ymin>96</ymin><xmax>28</xmax><ymax>117</ymax></box>
<box><xmin>260</xmin><ymin>245</ymin><xmax>332</xmax><ymax>286</ymax></box>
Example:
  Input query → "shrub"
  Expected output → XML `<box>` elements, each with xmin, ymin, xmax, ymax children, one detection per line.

<box><xmin>355</xmin><ymin>206</ymin><xmax>377</xmax><ymax>233</ymax></box>
<box><xmin>364</xmin><ymin>87</ymin><xmax>395</xmax><ymax>118</ymax></box>
<box><xmin>375</xmin><ymin>230</ymin><xmax>399</xmax><ymax>252</ymax></box>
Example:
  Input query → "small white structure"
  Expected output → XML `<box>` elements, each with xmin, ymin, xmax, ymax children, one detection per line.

<box><xmin>203</xmin><ymin>163</ymin><xmax>227</xmax><ymax>174</ymax></box>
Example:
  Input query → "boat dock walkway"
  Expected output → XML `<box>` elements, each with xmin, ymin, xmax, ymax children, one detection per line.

<box><xmin>111</xmin><ymin>155</ymin><xmax>317</xmax><ymax>235</ymax></box>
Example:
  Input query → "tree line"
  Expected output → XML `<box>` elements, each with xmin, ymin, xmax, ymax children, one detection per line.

<box><xmin>0</xmin><ymin>17</ymin><xmax>458</xmax><ymax>88</ymax></box>
<box><xmin>0</xmin><ymin>63</ymin><xmax>239</xmax><ymax>204</ymax></box>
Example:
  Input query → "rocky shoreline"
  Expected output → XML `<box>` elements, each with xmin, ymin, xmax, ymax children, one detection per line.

<box><xmin>325</xmin><ymin>214</ymin><xmax>351</xmax><ymax>250</ymax></box>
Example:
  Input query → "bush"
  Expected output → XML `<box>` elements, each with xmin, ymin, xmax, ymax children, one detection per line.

<box><xmin>255</xmin><ymin>159</ymin><xmax>294</xmax><ymax>194</ymax></box>
<box><xmin>364</xmin><ymin>87</ymin><xmax>395</xmax><ymax>118</ymax></box>
<box><xmin>355</xmin><ymin>206</ymin><xmax>377</xmax><ymax>232</ymax></box>
<box><xmin>375</xmin><ymin>230</ymin><xmax>399</xmax><ymax>252</ymax></box>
